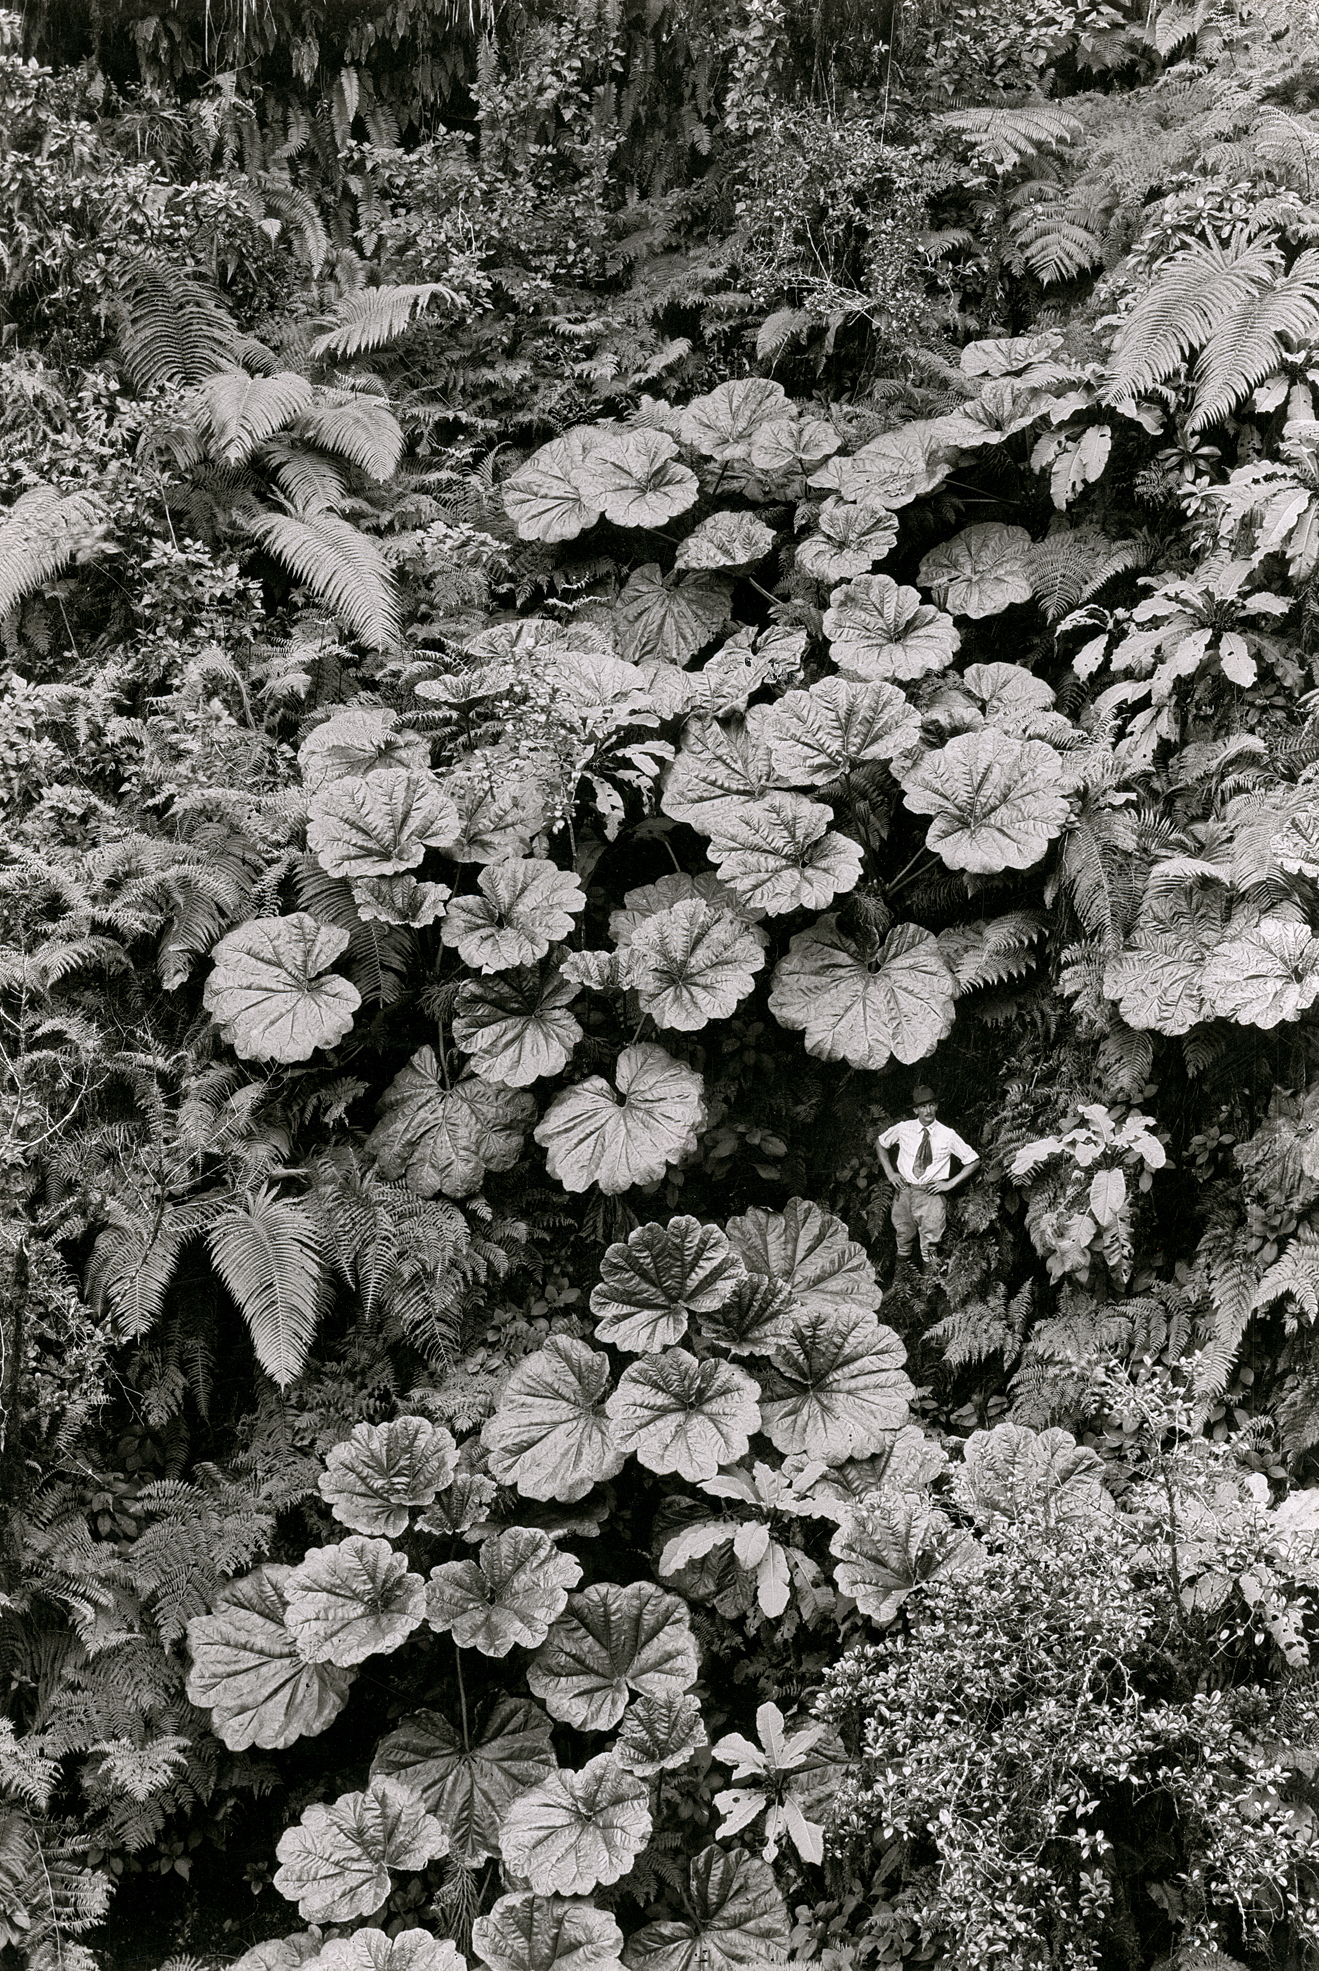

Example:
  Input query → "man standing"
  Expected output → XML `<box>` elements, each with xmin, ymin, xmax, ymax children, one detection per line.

<box><xmin>876</xmin><ymin>1085</ymin><xmax>980</xmax><ymax>1270</ymax></box>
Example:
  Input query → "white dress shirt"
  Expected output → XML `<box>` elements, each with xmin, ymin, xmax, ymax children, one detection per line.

<box><xmin>878</xmin><ymin>1117</ymin><xmax>977</xmax><ymax>1184</ymax></box>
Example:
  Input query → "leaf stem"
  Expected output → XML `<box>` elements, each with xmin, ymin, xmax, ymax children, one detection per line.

<box><xmin>454</xmin><ymin>1637</ymin><xmax>470</xmax><ymax>1752</ymax></box>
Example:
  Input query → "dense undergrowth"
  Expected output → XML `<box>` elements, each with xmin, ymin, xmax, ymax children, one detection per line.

<box><xmin>9</xmin><ymin>0</ymin><xmax>1319</xmax><ymax>1966</ymax></box>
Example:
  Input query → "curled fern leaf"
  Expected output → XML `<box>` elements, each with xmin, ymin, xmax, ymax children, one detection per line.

<box><xmin>248</xmin><ymin>510</ymin><xmax>402</xmax><ymax>650</ymax></box>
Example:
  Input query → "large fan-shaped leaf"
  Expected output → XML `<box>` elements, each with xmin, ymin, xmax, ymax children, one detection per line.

<box><xmin>312</xmin><ymin>1930</ymin><xmax>465</xmax><ymax>1971</ymax></box>
<box><xmin>700</xmin><ymin>1275</ymin><xmax>796</xmax><ymax>1354</ymax></box>
<box><xmin>273</xmin><ymin>1778</ymin><xmax>447</xmax><ymax>1923</ymax></box>
<box><xmin>453</xmin><ymin>964</ymin><xmax>583</xmax><ymax>1086</ymax></box>
<box><xmin>372</xmin><ymin>1698</ymin><xmax>557</xmax><ymax>1867</ymax></box>
<box><xmin>707</xmin><ymin>793</ymin><xmax>863</xmax><ymax>914</ymax></box>
<box><xmin>1103</xmin><ymin>913</ymin><xmax>1219</xmax><ymax>1035</ymax></box>
<box><xmin>812</xmin><ymin>420</ymin><xmax>959</xmax><ymax>507</ymax></box>
<box><xmin>482</xmin><ymin>1337</ymin><xmax>624</xmax><ymax>1502</ymax></box>
<box><xmin>249</xmin><ymin>511</ymin><xmax>401</xmax><ymax>650</ymax></box>
<box><xmin>201</xmin><ymin>367</ymin><xmax>314</xmax><ymax>466</ymax></box>
<box><xmin>319</xmin><ymin>1419</ymin><xmax>459</xmax><ymax>1537</ymax></box>
<box><xmin>769</xmin><ymin>918</ymin><xmax>957</xmax><ymax>1068</ymax></box>
<box><xmin>528</xmin><ymin>1583</ymin><xmax>700</xmax><ymax>1730</ymax></box>
<box><xmin>472</xmin><ymin>1894</ymin><xmax>624</xmax><ymax>1971</ymax></box>
<box><xmin>615</xmin><ymin>564</ymin><xmax>732</xmax><ymax>665</ymax></box>
<box><xmin>503</xmin><ymin>432</ymin><xmax>605</xmax><ymax>543</ymax></box>
<box><xmin>957</xmin><ymin>661</ymin><xmax>1060</xmax><ymax>735</ymax></box>
<box><xmin>299</xmin><ymin>709</ymin><xmax>430</xmax><ymax>794</ymax></box>
<box><xmin>535</xmin><ymin>1043</ymin><xmax>706</xmax><ymax>1195</ymax></box>
<box><xmin>901</xmin><ymin>730</ymin><xmax>1071</xmax><ymax>872</ymax></box>
<box><xmin>610</xmin><ymin>873</ymin><xmax>761</xmax><ymax>945</ymax></box>
<box><xmin>748</xmin><ymin>413</ymin><xmax>841</xmax><ymax>478</ymax></box>
<box><xmin>606</xmin><ymin>1349</ymin><xmax>760</xmax><ymax>1479</ymax></box>
<box><xmin>797</xmin><ymin>499</ymin><xmax>898</xmax><ymax>583</ymax></box>
<box><xmin>824</xmin><ymin>574</ymin><xmax>960</xmax><ymax>680</ymax></box>
<box><xmin>352</xmin><ymin>874</ymin><xmax>452</xmax><ymax>927</ymax></box>
<box><xmin>830</xmin><ymin>1494</ymin><xmax>980</xmax><ymax>1625</ymax></box>
<box><xmin>308</xmin><ymin>768</ymin><xmax>458</xmax><ymax>880</ymax></box>
<box><xmin>954</xmin><ymin>1421</ymin><xmax>1111</xmax><ymax>1526</ymax></box>
<box><xmin>207</xmin><ymin>1187</ymin><xmax>325</xmax><ymax>1388</ymax></box>
<box><xmin>678</xmin><ymin>379</ymin><xmax>789</xmax><ymax>459</ymax></box>
<box><xmin>1201</xmin><ymin>916</ymin><xmax>1319</xmax><ymax>1027</ymax></box>
<box><xmin>294</xmin><ymin>398</ymin><xmax>405</xmax><ymax>481</ymax></box>
<box><xmin>185</xmin><ymin>1566</ymin><xmax>352</xmax><ymax>1751</ymax></box>
<box><xmin>674</xmin><ymin>511</ymin><xmax>776</xmax><ymax>570</ymax></box>
<box><xmin>575</xmin><ymin>429</ymin><xmax>699</xmax><ymax>528</ymax></box>
<box><xmin>369</xmin><ymin>1053</ymin><xmax>535</xmax><ymax>1198</ymax></box>
<box><xmin>629</xmin><ymin>901</ymin><xmax>767</xmax><ymax>1029</ymax></box>
<box><xmin>417</xmin><ymin>1471</ymin><xmax>498</xmax><ymax>1542</ymax></box>
<box><xmin>615</xmin><ymin>1693</ymin><xmax>707</xmax><ymax>1777</ymax></box>
<box><xmin>918</xmin><ymin>523</ymin><xmax>1033</xmax><ymax>618</ymax></box>
<box><xmin>767</xmin><ymin>678</ymin><xmax>920</xmax><ymax>786</ymax></box>
<box><xmin>590</xmin><ymin>1216</ymin><xmax>745</xmax><ymax>1352</ymax></box>
<box><xmin>760</xmin><ymin>1310</ymin><xmax>913</xmax><ymax>1462</ymax></box>
<box><xmin>442</xmin><ymin>862</ymin><xmax>587</xmax><ymax>973</ymax></box>
<box><xmin>426</xmin><ymin>1529</ymin><xmax>582</xmax><ymax>1657</ymax></box>
<box><xmin>204</xmin><ymin>914</ymin><xmax>360</xmax><ymax>1063</ymax></box>
<box><xmin>621</xmin><ymin>1847</ymin><xmax>789</xmax><ymax>1971</ymax></box>
<box><xmin>500</xmin><ymin>1755</ymin><xmax>651</xmax><ymax>1896</ymax></box>
<box><xmin>283</xmin><ymin>1537</ymin><xmax>426</xmax><ymax>1666</ymax></box>
<box><xmin>725</xmin><ymin>1199</ymin><xmax>881</xmax><ymax>1320</ymax></box>
<box><xmin>662</xmin><ymin>712</ymin><xmax>782</xmax><ymax>832</ymax></box>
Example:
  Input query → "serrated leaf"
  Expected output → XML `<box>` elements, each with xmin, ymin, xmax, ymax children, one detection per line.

<box><xmin>824</xmin><ymin>574</ymin><xmax>960</xmax><ymax>680</ymax></box>
<box><xmin>953</xmin><ymin>1421</ymin><xmax>1111</xmax><ymax>1526</ymax></box>
<box><xmin>811</xmin><ymin>420</ymin><xmax>958</xmax><ymax>507</ymax></box>
<box><xmin>499</xmin><ymin>1754</ymin><xmax>651</xmax><ymax>1896</ymax></box>
<box><xmin>706</xmin><ymin>793</ymin><xmax>864</xmax><ymax>915</ymax></box>
<box><xmin>308</xmin><ymin>769</ymin><xmax>459</xmax><ymax>879</ymax></box>
<box><xmin>441</xmin><ymin>754</ymin><xmax>546</xmax><ymax>862</ymax></box>
<box><xmin>319</xmin><ymin>1418</ymin><xmax>458</xmax><ymax>1537</ymax></box>
<box><xmin>417</xmin><ymin>1472</ymin><xmax>499</xmax><ymax>1542</ymax></box>
<box><xmin>901</xmin><ymin>730</ymin><xmax>1071</xmax><ymax>872</ymax></box>
<box><xmin>766</xmin><ymin>678</ymin><xmax>920</xmax><ymax>786</ymax></box>
<box><xmin>372</xmin><ymin>1698</ymin><xmax>557</xmax><ymax>1867</ymax></box>
<box><xmin>535</xmin><ymin>1043</ymin><xmax>706</xmax><ymax>1195</ymax></box>
<box><xmin>576</xmin><ymin>430</ymin><xmax>699</xmax><ymax>528</ymax></box>
<box><xmin>453</xmin><ymin>964</ymin><xmax>583</xmax><ymax>1086</ymax></box>
<box><xmin>699</xmin><ymin>1274</ymin><xmax>796</xmax><ymax>1354</ymax></box>
<box><xmin>606</xmin><ymin>1350</ymin><xmax>761</xmax><ymax>1480</ymax></box>
<box><xmin>678</xmin><ymin>379</ymin><xmax>789</xmax><ymax>459</ymax></box>
<box><xmin>748</xmin><ymin>414</ymin><xmax>841</xmax><ymax>478</ymax></box>
<box><xmin>283</xmin><ymin>1537</ymin><xmax>427</xmax><ymax>1665</ymax></box>
<box><xmin>611</xmin><ymin>873</ymin><xmax>762</xmax><ymax>945</ymax></box>
<box><xmin>298</xmin><ymin>709</ymin><xmax>429</xmax><ymax>794</ymax></box>
<box><xmin>918</xmin><ymin>523</ymin><xmax>1033</xmax><ymax>618</ymax></box>
<box><xmin>674</xmin><ymin>510</ymin><xmax>776</xmax><ymax>570</ymax></box>
<box><xmin>426</xmin><ymin>1529</ymin><xmax>582</xmax><ymax>1657</ymax></box>
<box><xmin>725</xmin><ymin>1199</ymin><xmax>881</xmax><ymax>1320</ymax></box>
<box><xmin>204</xmin><ymin>914</ymin><xmax>360</xmax><ymax>1063</ymax></box>
<box><xmin>185</xmin><ymin>1566</ymin><xmax>353</xmax><ymax>1751</ymax></box>
<box><xmin>613</xmin><ymin>1693</ymin><xmax>708</xmax><ymax>1776</ymax></box>
<box><xmin>621</xmin><ymin>1847</ymin><xmax>790</xmax><ymax>1971</ymax></box>
<box><xmin>797</xmin><ymin>499</ymin><xmax>898</xmax><ymax>582</ymax></box>
<box><xmin>590</xmin><ymin>1216</ymin><xmax>745</xmax><ymax>1351</ymax></box>
<box><xmin>1201</xmin><ymin>916</ymin><xmax>1319</xmax><ymax>1027</ymax></box>
<box><xmin>442</xmin><ymin>862</ymin><xmax>587</xmax><ymax>973</ymax></box>
<box><xmin>615</xmin><ymin>565</ymin><xmax>732</xmax><ymax>665</ymax></box>
<box><xmin>957</xmin><ymin>661</ymin><xmax>1061</xmax><ymax>735</ymax></box>
<box><xmin>760</xmin><ymin>1310</ymin><xmax>912</xmax><ymax>1461</ymax></box>
<box><xmin>1272</xmin><ymin>811</ymin><xmax>1319</xmax><ymax>877</ymax></box>
<box><xmin>311</xmin><ymin>1930</ymin><xmax>465</xmax><ymax>1971</ymax></box>
<box><xmin>503</xmin><ymin>432</ymin><xmax>605</xmax><ymax>543</ymax></box>
<box><xmin>528</xmin><ymin>1583</ymin><xmax>700</xmax><ymax>1730</ymax></box>
<box><xmin>368</xmin><ymin>1053</ymin><xmax>536</xmax><ymax>1198</ymax></box>
<box><xmin>830</xmin><ymin>1495</ymin><xmax>980</xmax><ymax>1624</ymax></box>
<box><xmin>662</xmin><ymin>711</ymin><xmax>782</xmax><ymax>832</ymax></box>
<box><xmin>482</xmin><ymin>1337</ymin><xmax>625</xmax><ymax>1502</ymax></box>
<box><xmin>629</xmin><ymin>901</ymin><xmax>767</xmax><ymax>1029</ymax></box>
<box><xmin>769</xmin><ymin>917</ymin><xmax>957</xmax><ymax>1068</ymax></box>
<box><xmin>273</xmin><ymin>1778</ymin><xmax>447</xmax><ymax>1923</ymax></box>
<box><xmin>472</xmin><ymin>1894</ymin><xmax>624</xmax><ymax>1971</ymax></box>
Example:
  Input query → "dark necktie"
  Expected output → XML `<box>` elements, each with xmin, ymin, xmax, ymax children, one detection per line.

<box><xmin>914</xmin><ymin>1127</ymin><xmax>933</xmax><ymax>1178</ymax></box>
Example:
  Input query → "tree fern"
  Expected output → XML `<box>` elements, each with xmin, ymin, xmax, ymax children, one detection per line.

<box><xmin>1055</xmin><ymin>801</ymin><xmax>1141</xmax><ymax>944</ymax></box>
<box><xmin>1009</xmin><ymin>193</ymin><xmax>1104</xmax><ymax>285</ymax></box>
<box><xmin>1187</xmin><ymin>249</ymin><xmax>1319</xmax><ymax>431</ymax></box>
<box><xmin>1025</xmin><ymin>528</ymin><xmax>1146</xmax><ymax>623</ymax></box>
<box><xmin>1105</xmin><ymin>233</ymin><xmax>1285</xmax><ymax>408</ymax></box>
<box><xmin>309</xmin><ymin>283</ymin><xmax>465</xmax><ymax>361</ymax></box>
<box><xmin>207</xmin><ymin>1186</ymin><xmax>325</xmax><ymax>1388</ymax></box>
<box><xmin>0</xmin><ymin>488</ymin><xmax>109</xmax><ymax>621</ymax></box>
<box><xmin>294</xmin><ymin>394</ymin><xmax>405</xmax><ymax>481</ymax></box>
<box><xmin>256</xmin><ymin>437</ymin><xmax>349</xmax><ymax>515</ymax></box>
<box><xmin>248</xmin><ymin>510</ymin><xmax>402</xmax><ymax>650</ymax></box>
<box><xmin>199</xmin><ymin>366</ymin><xmax>315</xmax><ymax>468</ymax></box>
<box><xmin>114</xmin><ymin>257</ymin><xmax>238</xmax><ymax>390</ymax></box>
<box><xmin>936</xmin><ymin>105</ymin><xmax>1082</xmax><ymax>169</ymax></box>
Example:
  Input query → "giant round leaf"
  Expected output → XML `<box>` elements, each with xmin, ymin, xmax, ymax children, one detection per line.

<box><xmin>453</xmin><ymin>965</ymin><xmax>583</xmax><ymax>1086</ymax></box>
<box><xmin>766</xmin><ymin>678</ymin><xmax>919</xmax><ymax>786</ymax></box>
<box><xmin>900</xmin><ymin>730</ymin><xmax>1071</xmax><ymax>873</ymax></box>
<box><xmin>499</xmin><ymin>1754</ymin><xmax>651</xmax><ymax>1896</ymax></box>
<box><xmin>614</xmin><ymin>1692</ymin><xmax>708</xmax><ymax>1776</ymax></box>
<box><xmin>629</xmin><ymin>900</ymin><xmax>767</xmax><ymax>1029</ymax></box>
<box><xmin>481</xmin><ymin>1336</ymin><xmax>625</xmax><ymax>1502</ymax></box>
<box><xmin>1103</xmin><ymin>934</ymin><xmax>1212</xmax><ymax>1035</ymax></box>
<box><xmin>590</xmin><ymin>1216</ymin><xmax>745</xmax><ymax>1352</ymax></box>
<box><xmin>185</xmin><ymin>1565</ymin><xmax>352</xmax><ymax>1751</ymax></box>
<box><xmin>311</xmin><ymin>1929</ymin><xmax>465</xmax><ymax>1971</ymax></box>
<box><xmin>769</xmin><ymin>917</ymin><xmax>957</xmax><ymax>1068</ymax></box>
<box><xmin>442</xmin><ymin>861</ymin><xmax>586</xmax><ymax>974</ymax></box>
<box><xmin>534</xmin><ymin>1043</ymin><xmax>706</xmax><ymax>1195</ymax></box>
<box><xmin>283</xmin><ymin>1537</ymin><xmax>426</xmax><ymax>1666</ymax></box>
<box><xmin>621</xmin><ymin>1847</ymin><xmax>790</xmax><ymax>1971</ymax></box>
<box><xmin>204</xmin><ymin>914</ymin><xmax>360</xmax><ymax>1064</ymax></box>
<box><xmin>958</xmin><ymin>661</ymin><xmax>1060</xmax><ymax>735</ymax></box>
<box><xmin>299</xmin><ymin>709</ymin><xmax>430</xmax><ymax>794</ymax></box>
<box><xmin>575</xmin><ymin>429</ymin><xmax>699</xmax><ymax>529</ymax></box>
<box><xmin>724</xmin><ymin>1198</ymin><xmax>881</xmax><ymax>1321</ymax></box>
<box><xmin>707</xmin><ymin>793</ymin><xmax>863</xmax><ymax>915</ymax></box>
<box><xmin>368</xmin><ymin>1053</ymin><xmax>536</xmax><ymax>1197</ymax></box>
<box><xmin>822</xmin><ymin>418</ymin><xmax>960</xmax><ymax>506</ymax></box>
<box><xmin>823</xmin><ymin>575</ymin><xmax>960</xmax><ymax>681</ymax></box>
<box><xmin>760</xmin><ymin>1310</ymin><xmax>913</xmax><ymax>1462</ymax></box>
<box><xmin>273</xmin><ymin>1778</ymin><xmax>448</xmax><ymax>1924</ymax></box>
<box><xmin>615</xmin><ymin>565</ymin><xmax>732</xmax><ymax>665</ymax></box>
<box><xmin>503</xmin><ymin>432</ymin><xmax>605</xmax><ymax>543</ymax></box>
<box><xmin>674</xmin><ymin>511</ymin><xmax>776</xmax><ymax>571</ymax></box>
<box><xmin>319</xmin><ymin>1418</ymin><xmax>458</xmax><ymax>1537</ymax></box>
<box><xmin>426</xmin><ymin>1528</ymin><xmax>582</xmax><ymax>1657</ymax></box>
<box><xmin>953</xmin><ymin>1421</ymin><xmax>1111</xmax><ymax>1527</ymax></box>
<box><xmin>472</xmin><ymin>1894</ymin><xmax>625</xmax><ymax>1971</ymax></box>
<box><xmin>699</xmin><ymin>1274</ymin><xmax>796</xmax><ymax>1355</ymax></box>
<box><xmin>1201</xmin><ymin>917</ymin><xmax>1319</xmax><ymax>1028</ymax></box>
<box><xmin>371</xmin><ymin>1697</ymin><xmax>557</xmax><ymax>1867</ymax></box>
<box><xmin>528</xmin><ymin>1582</ymin><xmax>700</xmax><ymax>1730</ymax></box>
<box><xmin>606</xmin><ymin>1350</ymin><xmax>761</xmax><ymax>1480</ymax></box>
<box><xmin>830</xmin><ymin>1493</ymin><xmax>979</xmax><ymax>1625</ymax></box>
<box><xmin>662</xmin><ymin>712</ymin><xmax>781</xmax><ymax>833</ymax></box>
<box><xmin>748</xmin><ymin>414</ymin><xmax>841</xmax><ymax>479</ymax></box>
<box><xmin>610</xmin><ymin>873</ymin><xmax>761</xmax><ymax>946</ymax></box>
<box><xmin>442</xmin><ymin>755</ymin><xmax>545</xmax><ymax>863</ymax></box>
<box><xmin>307</xmin><ymin>769</ymin><xmax>459</xmax><ymax>879</ymax></box>
<box><xmin>352</xmin><ymin>874</ymin><xmax>452</xmax><ymax>927</ymax></box>
<box><xmin>917</xmin><ymin>523</ymin><xmax>1033</xmax><ymax>618</ymax></box>
<box><xmin>797</xmin><ymin>499</ymin><xmax>898</xmax><ymax>583</ymax></box>
<box><xmin>678</xmin><ymin>379</ymin><xmax>789</xmax><ymax>460</ymax></box>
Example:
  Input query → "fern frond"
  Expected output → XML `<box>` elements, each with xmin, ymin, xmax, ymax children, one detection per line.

<box><xmin>1105</xmin><ymin>234</ymin><xmax>1283</xmax><ymax>407</ymax></box>
<box><xmin>260</xmin><ymin>181</ymin><xmax>330</xmax><ymax>276</ymax></box>
<box><xmin>1026</xmin><ymin>528</ymin><xmax>1146</xmax><ymax>623</ymax></box>
<box><xmin>936</xmin><ymin>105</ymin><xmax>1082</xmax><ymax>169</ymax></box>
<box><xmin>309</xmin><ymin>283</ymin><xmax>464</xmax><ymax>361</ymax></box>
<box><xmin>293</xmin><ymin>394</ymin><xmax>405</xmax><ymax>481</ymax></box>
<box><xmin>1057</xmin><ymin>803</ymin><xmax>1141</xmax><ymax>944</ymax></box>
<box><xmin>114</xmin><ymin>257</ymin><xmax>238</xmax><ymax>390</ymax></box>
<box><xmin>1010</xmin><ymin>201</ymin><xmax>1104</xmax><ymax>284</ymax></box>
<box><xmin>199</xmin><ymin>366</ymin><xmax>314</xmax><ymax>467</ymax></box>
<box><xmin>256</xmin><ymin>437</ymin><xmax>349</xmax><ymax>515</ymax></box>
<box><xmin>0</xmin><ymin>487</ymin><xmax>109</xmax><ymax>619</ymax></box>
<box><xmin>248</xmin><ymin>510</ymin><xmax>402</xmax><ymax>650</ymax></box>
<box><xmin>1188</xmin><ymin>248</ymin><xmax>1319</xmax><ymax>432</ymax></box>
<box><xmin>207</xmin><ymin>1186</ymin><xmax>325</xmax><ymax>1387</ymax></box>
<box><xmin>1254</xmin><ymin>1226</ymin><xmax>1319</xmax><ymax>1319</ymax></box>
